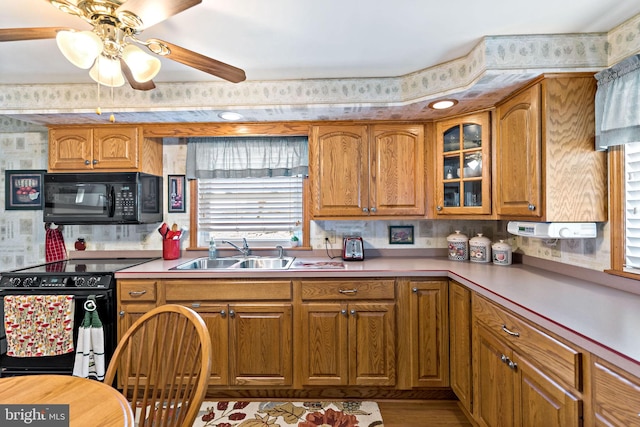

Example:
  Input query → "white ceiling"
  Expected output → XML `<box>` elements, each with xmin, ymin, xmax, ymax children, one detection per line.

<box><xmin>2</xmin><ymin>1</ymin><xmax>640</xmax><ymax>124</ymax></box>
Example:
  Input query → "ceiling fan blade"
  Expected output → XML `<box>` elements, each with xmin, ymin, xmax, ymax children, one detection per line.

<box><xmin>152</xmin><ymin>39</ymin><xmax>246</xmax><ymax>83</ymax></box>
<box><xmin>117</xmin><ymin>0</ymin><xmax>201</xmax><ymax>30</ymax></box>
<box><xmin>119</xmin><ymin>58</ymin><xmax>156</xmax><ymax>91</ymax></box>
<box><xmin>0</xmin><ymin>27</ymin><xmax>66</xmax><ymax>42</ymax></box>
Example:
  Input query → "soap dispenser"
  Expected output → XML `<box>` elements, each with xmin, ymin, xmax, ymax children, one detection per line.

<box><xmin>209</xmin><ymin>237</ymin><xmax>217</xmax><ymax>260</ymax></box>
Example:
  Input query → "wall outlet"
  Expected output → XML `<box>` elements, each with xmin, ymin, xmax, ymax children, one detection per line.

<box><xmin>325</xmin><ymin>231</ymin><xmax>336</xmax><ymax>244</ymax></box>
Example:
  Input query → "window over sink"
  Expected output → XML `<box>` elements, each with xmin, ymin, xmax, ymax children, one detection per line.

<box><xmin>186</xmin><ymin>136</ymin><xmax>309</xmax><ymax>249</ymax></box>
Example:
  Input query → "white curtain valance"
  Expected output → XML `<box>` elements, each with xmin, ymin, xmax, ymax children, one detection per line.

<box><xmin>595</xmin><ymin>54</ymin><xmax>640</xmax><ymax>150</ymax></box>
<box><xmin>186</xmin><ymin>136</ymin><xmax>308</xmax><ymax>179</ymax></box>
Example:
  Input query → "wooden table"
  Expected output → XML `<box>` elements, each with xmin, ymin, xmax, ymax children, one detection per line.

<box><xmin>0</xmin><ymin>374</ymin><xmax>134</xmax><ymax>426</ymax></box>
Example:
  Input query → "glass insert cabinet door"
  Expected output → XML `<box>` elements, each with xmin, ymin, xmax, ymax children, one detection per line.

<box><xmin>435</xmin><ymin>112</ymin><xmax>491</xmax><ymax>215</ymax></box>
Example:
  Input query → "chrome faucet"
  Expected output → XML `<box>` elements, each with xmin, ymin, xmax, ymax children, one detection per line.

<box><xmin>276</xmin><ymin>245</ymin><xmax>284</xmax><ymax>259</ymax></box>
<box><xmin>222</xmin><ymin>238</ymin><xmax>251</xmax><ymax>257</ymax></box>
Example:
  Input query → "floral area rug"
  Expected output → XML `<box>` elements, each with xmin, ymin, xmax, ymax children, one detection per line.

<box><xmin>194</xmin><ymin>401</ymin><xmax>384</xmax><ymax>427</ymax></box>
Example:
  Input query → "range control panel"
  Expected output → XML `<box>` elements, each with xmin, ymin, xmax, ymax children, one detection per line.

<box><xmin>0</xmin><ymin>274</ymin><xmax>112</xmax><ymax>289</ymax></box>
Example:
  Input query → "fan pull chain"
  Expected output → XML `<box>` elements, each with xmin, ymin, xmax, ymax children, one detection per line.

<box><xmin>96</xmin><ymin>79</ymin><xmax>102</xmax><ymax>116</ymax></box>
<box><xmin>109</xmin><ymin>84</ymin><xmax>115</xmax><ymax>123</ymax></box>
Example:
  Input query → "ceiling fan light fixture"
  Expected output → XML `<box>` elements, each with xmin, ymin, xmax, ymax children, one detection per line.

<box><xmin>89</xmin><ymin>55</ymin><xmax>125</xmax><ymax>87</ymax></box>
<box><xmin>122</xmin><ymin>44</ymin><xmax>161</xmax><ymax>82</ymax></box>
<box><xmin>56</xmin><ymin>30</ymin><xmax>103</xmax><ymax>69</ymax></box>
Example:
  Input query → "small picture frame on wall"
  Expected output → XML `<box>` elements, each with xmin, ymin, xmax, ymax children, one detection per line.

<box><xmin>168</xmin><ymin>175</ymin><xmax>186</xmax><ymax>213</ymax></box>
<box><xmin>389</xmin><ymin>225</ymin><xmax>414</xmax><ymax>245</ymax></box>
<box><xmin>5</xmin><ymin>170</ymin><xmax>45</xmax><ymax>210</ymax></box>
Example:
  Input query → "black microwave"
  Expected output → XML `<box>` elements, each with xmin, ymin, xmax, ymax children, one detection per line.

<box><xmin>43</xmin><ymin>172</ymin><xmax>163</xmax><ymax>224</ymax></box>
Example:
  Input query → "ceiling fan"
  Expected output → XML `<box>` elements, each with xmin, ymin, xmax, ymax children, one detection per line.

<box><xmin>0</xmin><ymin>0</ymin><xmax>246</xmax><ymax>90</ymax></box>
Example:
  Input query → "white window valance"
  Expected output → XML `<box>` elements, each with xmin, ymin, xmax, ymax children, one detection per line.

<box><xmin>186</xmin><ymin>136</ymin><xmax>309</xmax><ymax>179</ymax></box>
<box><xmin>595</xmin><ymin>54</ymin><xmax>640</xmax><ymax>150</ymax></box>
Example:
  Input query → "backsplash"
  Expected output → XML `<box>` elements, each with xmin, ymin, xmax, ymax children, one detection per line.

<box><xmin>0</xmin><ymin>120</ymin><xmax>609</xmax><ymax>272</ymax></box>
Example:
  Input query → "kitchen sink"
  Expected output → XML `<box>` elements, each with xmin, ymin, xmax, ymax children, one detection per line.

<box><xmin>231</xmin><ymin>257</ymin><xmax>295</xmax><ymax>269</ymax></box>
<box><xmin>172</xmin><ymin>258</ymin><xmax>240</xmax><ymax>270</ymax></box>
<box><xmin>171</xmin><ymin>256</ymin><xmax>295</xmax><ymax>270</ymax></box>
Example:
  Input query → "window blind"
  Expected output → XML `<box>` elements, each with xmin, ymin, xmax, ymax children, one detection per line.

<box><xmin>197</xmin><ymin>176</ymin><xmax>303</xmax><ymax>242</ymax></box>
<box><xmin>625</xmin><ymin>141</ymin><xmax>640</xmax><ymax>273</ymax></box>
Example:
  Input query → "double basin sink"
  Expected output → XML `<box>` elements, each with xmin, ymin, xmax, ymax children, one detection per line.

<box><xmin>171</xmin><ymin>256</ymin><xmax>296</xmax><ymax>271</ymax></box>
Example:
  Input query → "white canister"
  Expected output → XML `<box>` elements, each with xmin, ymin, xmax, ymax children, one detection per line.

<box><xmin>447</xmin><ymin>230</ymin><xmax>469</xmax><ymax>261</ymax></box>
<box><xmin>469</xmin><ymin>233</ymin><xmax>492</xmax><ymax>263</ymax></box>
<box><xmin>492</xmin><ymin>240</ymin><xmax>512</xmax><ymax>266</ymax></box>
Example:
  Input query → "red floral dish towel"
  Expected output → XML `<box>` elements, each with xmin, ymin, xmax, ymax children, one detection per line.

<box><xmin>3</xmin><ymin>295</ymin><xmax>75</xmax><ymax>357</ymax></box>
<box><xmin>45</xmin><ymin>223</ymin><xmax>67</xmax><ymax>263</ymax></box>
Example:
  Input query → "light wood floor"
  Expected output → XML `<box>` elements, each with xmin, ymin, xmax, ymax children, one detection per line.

<box><xmin>377</xmin><ymin>400</ymin><xmax>473</xmax><ymax>427</ymax></box>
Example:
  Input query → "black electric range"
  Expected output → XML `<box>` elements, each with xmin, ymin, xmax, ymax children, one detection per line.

<box><xmin>0</xmin><ymin>257</ymin><xmax>155</xmax><ymax>377</ymax></box>
<box><xmin>0</xmin><ymin>258</ymin><xmax>154</xmax><ymax>289</ymax></box>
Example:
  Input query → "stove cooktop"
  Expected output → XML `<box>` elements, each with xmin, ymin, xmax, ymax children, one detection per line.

<box><xmin>5</xmin><ymin>258</ymin><xmax>155</xmax><ymax>275</ymax></box>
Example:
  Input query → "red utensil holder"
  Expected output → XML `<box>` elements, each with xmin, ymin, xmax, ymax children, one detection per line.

<box><xmin>162</xmin><ymin>239</ymin><xmax>181</xmax><ymax>260</ymax></box>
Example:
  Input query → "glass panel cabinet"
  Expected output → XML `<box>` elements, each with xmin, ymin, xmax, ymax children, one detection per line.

<box><xmin>435</xmin><ymin>112</ymin><xmax>491</xmax><ymax>216</ymax></box>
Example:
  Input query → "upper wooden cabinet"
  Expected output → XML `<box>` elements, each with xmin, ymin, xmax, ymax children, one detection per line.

<box><xmin>48</xmin><ymin>126</ymin><xmax>163</xmax><ymax>175</ymax></box>
<box><xmin>435</xmin><ymin>112</ymin><xmax>491</xmax><ymax>216</ymax></box>
<box><xmin>495</xmin><ymin>74</ymin><xmax>607</xmax><ymax>221</ymax></box>
<box><xmin>310</xmin><ymin>124</ymin><xmax>425</xmax><ymax>218</ymax></box>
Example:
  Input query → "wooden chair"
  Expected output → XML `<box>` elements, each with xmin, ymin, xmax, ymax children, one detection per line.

<box><xmin>104</xmin><ymin>304</ymin><xmax>212</xmax><ymax>427</ymax></box>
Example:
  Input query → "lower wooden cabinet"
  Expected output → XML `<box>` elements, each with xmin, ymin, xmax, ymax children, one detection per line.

<box><xmin>404</xmin><ymin>279</ymin><xmax>449</xmax><ymax>388</ymax></box>
<box><xmin>193</xmin><ymin>302</ymin><xmax>292</xmax><ymax>386</ymax></box>
<box><xmin>592</xmin><ymin>357</ymin><xmax>640</xmax><ymax>426</ymax></box>
<box><xmin>449</xmin><ymin>281</ymin><xmax>472</xmax><ymax>413</ymax></box>
<box><xmin>472</xmin><ymin>295</ymin><xmax>582</xmax><ymax>427</ymax></box>
<box><xmin>164</xmin><ymin>279</ymin><xmax>293</xmax><ymax>387</ymax></box>
<box><xmin>297</xmin><ymin>279</ymin><xmax>396</xmax><ymax>386</ymax></box>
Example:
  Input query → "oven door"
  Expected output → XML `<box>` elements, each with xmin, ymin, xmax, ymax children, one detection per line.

<box><xmin>0</xmin><ymin>288</ymin><xmax>115</xmax><ymax>377</ymax></box>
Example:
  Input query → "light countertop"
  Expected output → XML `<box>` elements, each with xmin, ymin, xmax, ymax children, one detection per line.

<box><xmin>116</xmin><ymin>254</ymin><xmax>640</xmax><ymax>377</ymax></box>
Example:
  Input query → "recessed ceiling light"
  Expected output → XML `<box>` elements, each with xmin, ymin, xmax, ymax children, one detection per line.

<box><xmin>429</xmin><ymin>99</ymin><xmax>458</xmax><ymax>110</ymax></box>
<box><xmin>218</xmin><ymin>111</ymin><xmax>243</xmax><ymax>121</ymax></box>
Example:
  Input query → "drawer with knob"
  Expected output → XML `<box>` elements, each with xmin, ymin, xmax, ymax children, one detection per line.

<box><xmin>119</xmin><ymin>280</ymin><xmax>156</xmax><ymax>301</ymax></box>
<box><xmin>300</xmin><ymin>279</ymin><xmax>395</xmax><ymax>301</ymax></box>
<box><xmin>593</xmin><ymin>357</ymin><xmax>640</xmax><ymax>426</ymax></box>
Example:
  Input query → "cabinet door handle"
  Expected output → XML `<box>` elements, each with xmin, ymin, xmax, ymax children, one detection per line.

<box><xmin>339</xmin><ymin>288</ymin><xmax>358</xmax><ymax>295</ymax></box>
<box><xmin>84</xmin><ymin>160</ymin><xmax>91</xmax><ymax>165</ymax></box>
<box><xmin>350</xmin><ymin>309</ymin><xmax>356</xmax><ymax>316</ymax></box>
<box><xmin>501</xmin><ymin>354</ymin><xmax>509</xmax><ymax>364</ymax></box>
<box><xmin>229</xmin><ymin>309</ymin><xmax>235</xmax><ymax>318</ymax></box>
<box><xmin>370</xmin><ymin>207</ymin><xmax>377</xmax><ymax>213</ymax></box>
<box><xmin>128</xmin><ymin>290</ymin><xmax>147</xmax><ymax>296</ymax></box>
<box><xmin>528</xmin><ymin>203</ymin><xmax>536</xmax><ymax>211</ymax></box>
<box><xmin>220</xmin><ymin>309</ymin><xmax>226</xmax><ymax>317</ymax></box>
<box><xmin>412</xmin><ymin>287</ymin><xmax>418</xmax><ymax>293</ymax></box>
<box><xmin>508</xmin><ymin>360</ymin><xmax>518</xmax><ymax>371</ymax></box>
<box><xmin>119</xmin><ymin>310</ymin><xmax>125</xmax><ymax>317</ymax></box>
<box><xmin>92</xmin><ymin>159</ymin><xmax>98</xmax><ymax>165</ymax></box>
<box><xmin>436</xmin><ymin>205</ymin><xmax>443</xmax><ymax>211</ymax></box>
<box><xmin>502</xmin><ymin>324</ymin><xmax>520</xmax><ymax>337</ymax></box>
<box><xmin>191</xmin><ymin>302</ymin><xmax>201</xmax><ymax>308</ymax></box>
<box><xmin>341</xmin><ymin>309</ymin><xmax>348</xmax><ymax>316</ymax></box>
<box><xmin>362</xmin><ymin>207</ymin><xmax>369</xmax><ymax>213</ymax></box>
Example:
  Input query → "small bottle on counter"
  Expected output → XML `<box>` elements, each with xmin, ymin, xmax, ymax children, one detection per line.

<box><xmin>209</xmin><ymin>238</ymin><xmax>217</xmax><ymax>260</ymax></box>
